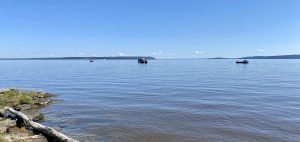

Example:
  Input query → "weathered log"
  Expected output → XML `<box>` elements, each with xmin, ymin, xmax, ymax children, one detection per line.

<box><xmin>4</xmin><ymin>107</ymin><xmax>79</xmax><ymax>142</ymax></box>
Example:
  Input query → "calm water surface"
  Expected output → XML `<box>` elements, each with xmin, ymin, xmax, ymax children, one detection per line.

<box><xmin>0</xmin><ymin>59</ymin><xmax>300</xmax><ymax>142</ymax></box>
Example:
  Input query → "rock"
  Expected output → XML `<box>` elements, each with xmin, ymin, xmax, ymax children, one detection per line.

<box><xmin>0</xmin><ymin>119</ymin><xmax>16</xmax><ymax>133</ymax></box>
<box><xmin>32</xmin><ymin>113</ymin><xmax>44</xmax><ymax>122</ymax></box>
<box><xmin>21</xmin><ymin>110</ymin><xmax>45</xmax><ymax>122</ymax></box>
<box><xmin>35</xmin><ymin>92</ymin><xmax>55</xmax><ymax>99</ymax></box>
<box><xmin>34</xmin><ymin>99</ymin><xmax>52</xmax><ymax>107</ymax></box>
<box><xmin>3</xmin><ymin>134</ymin><xmax>48</xmax><ymax>142</ymax></box>
<box><xmin>29</xmin><ymin>134</ymin><xmax>48</xmax><ymax>142</ymax></box>
<box><xmin>4</xmin><ymin>127</ymin><xmax>48</xmax><ymax>142</ymax></box>
<box><xmin>53</xmin><ymin>127</ymin><xmax>62</xmax><ymax>132</ymax></box>
<box><xmin>0</xmin><ymin>109</ymin><xmax>4</xmax><ymax>117</ymax></box>
<box><xmin>14</xmin><ymin>104</ymin><xmax>32</xmax><ymax>111</ymax></box>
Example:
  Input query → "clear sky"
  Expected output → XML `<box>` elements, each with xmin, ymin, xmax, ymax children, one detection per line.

<box><xmin>0</xmin><ymin>0</ymin><xmax>299</xmax><ymax>59</ymax></box>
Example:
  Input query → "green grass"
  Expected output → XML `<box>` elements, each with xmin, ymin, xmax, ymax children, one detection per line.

<box><xmin>0</xmin><ymin>89</ymin><xmax>52</xmax><ymax>109</ymax></box>
<box><xmin>0</xmin><ymin>89</ymin><xmax>53</xmax><ymax>142</ymax></box>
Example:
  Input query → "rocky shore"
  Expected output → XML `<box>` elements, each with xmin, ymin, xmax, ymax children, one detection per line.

<box><xmin>0</xmin><ymin>89</ymin><xmax>55</xmax><ymax>142</ymax></box>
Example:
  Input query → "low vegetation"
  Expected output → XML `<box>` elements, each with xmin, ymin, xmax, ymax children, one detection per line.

<box><xmin>0</xmin><ymin>88</ymin><xmax>55</xmax><ymax>142</ymax></box>
<box><xmin>0</xmin><ymin>89</ymin><xmax>54</xmax><ymax>109</ymax></box>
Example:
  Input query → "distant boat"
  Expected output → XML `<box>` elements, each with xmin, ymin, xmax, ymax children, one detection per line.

<box><xmin>236</xmin><ymin>60</ymin><xmax>249</xmax><ymax>64</ymax></box>
<box><xmin>138</xmin><ymin>58</ymin><xmax>148</xmax><ymax>64</ymax></box>
<box><xmin>90</xmin><ymin>59</ymin><xmax>94</xmax><ymax>62</ymax></box>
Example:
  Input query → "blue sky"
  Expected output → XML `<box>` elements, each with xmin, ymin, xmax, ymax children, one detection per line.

<box><xmin>0</xmin><ymin>0</ymin><xmax>299</xmax><ymax>59</ymax></box>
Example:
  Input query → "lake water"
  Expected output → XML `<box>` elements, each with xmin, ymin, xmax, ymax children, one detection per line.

<box><xmin>0</xmin><ymin>59</ymin><xmax>300</xmax><ymax>142</ymax></box>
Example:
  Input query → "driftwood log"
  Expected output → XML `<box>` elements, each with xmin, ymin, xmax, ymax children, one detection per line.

<box><xmin>4</xmin><ymin>107</ymin><xmax>79</xmax><ymax>142</ymax></box>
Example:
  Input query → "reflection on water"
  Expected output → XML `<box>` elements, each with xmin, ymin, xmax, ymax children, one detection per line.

<box><xmin>0</xmin><ymin>59</ymin><xmax>300</xmax><ymax>142</ymax></box>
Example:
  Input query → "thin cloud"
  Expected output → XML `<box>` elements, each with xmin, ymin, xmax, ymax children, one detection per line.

<box><xmin>118</xmin><ymin>53</ymin><xmax>130</xmax><ymax>56</ymax></box>
<box><xmin>257</xmin><ymin>49</ymin><xmax>264</xmax><ymax>52</ymax></box>
<box><xmin>78</xmin><ymin>52</ymin><xmax>87</xmax><ymax>56</ymax></box>
<box><xmin>150</xmin><ymin>50</ymin><xmax>163</xmax><ymax>56</ymax></box>
<box><xmin>194</xmin><ymin>51</ymin><xmax>204</xmax><ymax>55</ymax></box>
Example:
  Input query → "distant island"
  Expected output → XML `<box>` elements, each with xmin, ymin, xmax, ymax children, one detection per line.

<box><xmin>0</xmin><ymin>56</ymin><xmax>156</xmax><ymax>60</ymax></box>
<box><xmin>209</xmin><ymin>54</ymin><xmax>300</xmax><ymax>59</ymax></box>
<box><xmin>208</xmin><ymin>57</ymin><xmax>235</xmax><ymax>59</ymax></box>
<box><xmin>240</xmin><ymin>54</ymin><xmax>300</xmax><ymax>59</ymax></box>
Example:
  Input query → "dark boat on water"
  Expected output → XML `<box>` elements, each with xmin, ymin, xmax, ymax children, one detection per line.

<box><xmin>236</xmin><ymin>60</ymin><xmax>249</xmax><ymax>64</ymax></box>
<box><xmin>90</xmin><ymin>59</ymin><xmax>94</xmax><ymax>62</ymax></box>
<box><xmin>138</xmin><ymin>58</ymin><xmax>148</xmax><ymax>64</ymax></box>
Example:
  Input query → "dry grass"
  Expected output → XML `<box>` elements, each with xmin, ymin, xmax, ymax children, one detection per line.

<box><xmin>0</xmin><ymin>134</ymin><xmax>5</xmax><ymax>142</ymax></box>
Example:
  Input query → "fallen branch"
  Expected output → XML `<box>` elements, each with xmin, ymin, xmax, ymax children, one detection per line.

<box><xmin>4</xmin><ymin>107</ymin><xmax>79</xmax><ymax>142</ymax></box>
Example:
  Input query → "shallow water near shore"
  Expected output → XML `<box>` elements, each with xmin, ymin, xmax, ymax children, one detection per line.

<box><xmin>0</xmin><ymin>59</ymin><xmax>300</xmax><ymax>142</ymax></box>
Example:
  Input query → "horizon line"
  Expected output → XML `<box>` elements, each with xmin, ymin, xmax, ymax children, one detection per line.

<box><xmin>0</xmin><ymin>54</ymin><xmax>300</xmax><ymax>60</ymax></box>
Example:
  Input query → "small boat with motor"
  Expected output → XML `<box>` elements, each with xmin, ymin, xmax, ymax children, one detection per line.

<box><xmin>236</xmin><ymin>60</ymin><xmax>249</xmax><ymax>64</ymax></box>
<box><xmin>90</xmin><ymin>59</ymin><xmax>94</xmax><ymax>62</ymax></box>
<box><xmin>138</xmin><ymin>58</ymin><xmax>148</xmax><ymax>64</ymax></box>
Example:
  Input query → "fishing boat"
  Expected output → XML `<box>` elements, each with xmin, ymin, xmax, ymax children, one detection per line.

<box><xmin>90</xmin><ymin>59</ymin><xmax>94</xmax><ymax>62</ymax></box>
<box><xmin>138</xmin><ymin>58</ymin><xmax>148</xmax><ymax>64</ymax></box>
<box><xmin>236</xmin><ymin>60</ymin><xmax>249</xmax><ymax>64</ymax></box>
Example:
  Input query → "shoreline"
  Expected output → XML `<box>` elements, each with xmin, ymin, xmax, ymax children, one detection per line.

<box><xmin>0</xmin><ymin>88</ymin><xmax>76</xmax><ymax>142</ymax></box>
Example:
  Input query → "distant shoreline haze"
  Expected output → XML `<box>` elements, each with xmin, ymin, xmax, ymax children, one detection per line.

<box><xmin>210</xmin><ymin>54</ymin><xmax>300</xmax><ymax>59</ymax></box>
<box><xmin>0</xmin><ymin>56</ymin><xmax>156</xmax><ymax>60</ymax></box>
<box><xmin>1</xmin><ymin>54</ymin><xmax>300</xmax><ymax>60</ymax></box>
<box><xmin>240</xmin><ymin>54</ymin><xmax>300</xmax><ymax>59</ymax></box>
